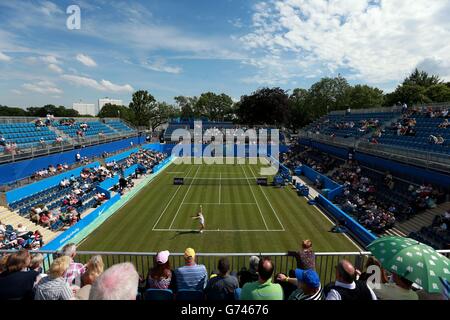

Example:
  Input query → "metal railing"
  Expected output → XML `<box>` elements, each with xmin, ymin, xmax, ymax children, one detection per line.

<box><xmin>0</xmin><ymin>132</ymin><xmax>139</xmax><ymax>164</ymax></box>
<box><xmin>329</xmin><ymin>106</ymin><xmax>402</xmax><ymax>115</ymax></box>
<box><xmin>1</xmin><ymin>250</ymin><xmax>448</xmax><ymax>286</ymax></box>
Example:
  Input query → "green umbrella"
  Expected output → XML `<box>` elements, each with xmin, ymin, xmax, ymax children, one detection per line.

<box><xmin>367</xmin><ymin>236</ymin><xmax>450</xmax><ymax>293</ymax></box>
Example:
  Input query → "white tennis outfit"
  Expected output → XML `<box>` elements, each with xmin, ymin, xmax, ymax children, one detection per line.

<box><xmin>199</xmin><ymin>214</ymin><xmax>205</xmax><ymax>225</ymax></box>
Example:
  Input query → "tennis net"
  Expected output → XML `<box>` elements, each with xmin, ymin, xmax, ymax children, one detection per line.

<box><xmin>174</xmin><ymin>177</ymin><xmax>268</xmax><ymax>185</ymax></box>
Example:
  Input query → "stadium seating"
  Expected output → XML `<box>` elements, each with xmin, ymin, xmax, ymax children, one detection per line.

<box><xmin>144</xmin><ymin>289</ymin><xmax>174</xmax><ymax>301</ymax></box>
<box><xmin>0</xmin><ymin>123</ymin><xmax>58</xmax><ymax>149</ymax></box>
<box><xmin>379</xmin><ymin>114</ymin><xmax>450</xmax><ymax>155</ymax></box>
<box><xmin>106</xmin><ymin>120</ymin><xmax>135</xmax><ymax>134</ymax></box>
<box><xmin>175</xmin><ymin>289</ymin><xmax>205</xmax><ymax>301</ymax></box>
<box><xmin>53</xmin><ymin>121</ymin><xmax>116</xmax><ymax>138</ymax></box>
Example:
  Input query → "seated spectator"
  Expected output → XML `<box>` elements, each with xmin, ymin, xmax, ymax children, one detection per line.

<box><xmin>240</xmin><ymin>257</ymin><xmax>283</xmax><ymax>300</ymax></box>
<box><xmin>205</xmin><ymin>257</ymin><xmax>239</xmax><ymax>301</ymax></box>
<box><xmin>76</xmin><ymin>255</ymin><xmax>104</xmax><ymax>300</ymax></box>
<box><xmin>438</xmin><ymin>119</ymin><xmax>450</xmax><ymax>128</ymax></box>
<box><xmin>61</xmin><ymin>243</ymin><xmax>86</xmax><ymax>288</ymax></box>
<box><xmin>0</xmin><ymin>250</ymin><xmax>39</xmax><ymax>300</ymax></box>
<box><xmin>324</xmin><ymin>260</ymin><xmax>377</xmax><ymax>300</ymax></box>
<box><xmin>287</xmin><ymin>239</ymin><xmax>315</xmax><ymax>270</ymax></box>
<box><xmin>238</xmin><ymin>256</ymin><xmax>259</xmax><ymax>288</ymax></box>
<box><xmin>30</xmin><ymin>253</ymin><xmax>45</xmax><ymax>274</ymax></box>
<box><xmin>146</xmin><ymin>250</ymin><xmax>173</xmax><ymax>290</ymax></box>
<box><xmin>34</xmin><ymin>256</ymin><xmax>74</xmax><ymax>300</ymax></box>
<box><xmin>174</xmin><ymin>248</ymin><xmax>207</xmax><ymax>291</ymax></box>
<box><xmin>373</xmin><ymin>272</ymin><xmax>418</xmax><ymax>300</ymax></box>
<box><xmin>89</xmin><ymin>262</ymin><xmax>139</xmax><ymax>300</ymax></box>
<box><xmin>16</xmin><ymin>224</ymin><xmax>28</xmax><ymax>237</ymax></box>
<box><xmin>278</xmin><ymin>269</ymin><xmax>324</xmax><ymax>300</ymax></box>
<box><xmin>0</xmin><ymin>220</ymin><xmax>5</xmax><ymax>234</ymax></box>
<box><xmin>358</xmin><ymin>257</ymin><xmax>388</xmax><ymax>284</ymax></box>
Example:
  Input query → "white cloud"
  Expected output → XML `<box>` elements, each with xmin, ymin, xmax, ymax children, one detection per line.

<box><xmin>241</xmin><ymin>0</ymin><xmax>450</xmax><ymax>84</ymax></box>
<box><xmin>22</xmin><ymin>80</ymin><xmax>63</xmax><ymax>94</ymax></box>
<box><xmin>142</xmin><ymin>59</ymin><xmax>182</xmax><ymax>74</ymax></box>
<box><xmin>61</xmin><ymin>74</ymin><xmax>134</xmax><ymax>93</ymax></box>
<box><xmin>76</xmin><ymin>54</ymin><xmax>97</xmax><ymax>67</ymax></box>
<box><xmin>0</xmin><ymin>51</ymin><xmax>12</xmax><ymax>62</ymax></box>
<box><xmin>39</xmin><ymin>1</ymin><xmax>63</xmax><ymax>16</ymax></box>
<box><xmin>48</xmin><ymin>63</ymin><xmax>63</xmax><ymax>73</ymax></box>
<box><xmin>41</xmin><ymin>55</ymin><xmax>60</xmax><ymax>64</ymax></box>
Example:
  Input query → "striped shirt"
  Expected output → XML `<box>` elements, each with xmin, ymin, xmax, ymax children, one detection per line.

<box><xmin>288</xmin><ymin>285</ymin><xmax>325</xmax><ymax>300</ymax></box>
<box><xmin>175</xmin><ymin>263</ymin><xmax>208</xmax><ymax>291</ymax></box>
<box><xmin>34</xmin><ymin>277</ymin><xmax>74</xmax><ymax>300</ymax></box>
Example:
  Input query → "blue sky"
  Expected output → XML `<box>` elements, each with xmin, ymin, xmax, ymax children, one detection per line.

<box><xmin>1</xmin><ymin>0</ymin><xmax>449</xmax><ymax>109</ymax></box>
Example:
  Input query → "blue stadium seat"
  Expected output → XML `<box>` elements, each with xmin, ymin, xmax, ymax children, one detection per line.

<box><xmin>176</xmin><ymin>289</ymin><xmax>205</xmax><ymax>301</ymax></box>
<box><xmin>144</xmin><ymin>289</ymin><xmax>174</xmax><ymax>301</ymax></box>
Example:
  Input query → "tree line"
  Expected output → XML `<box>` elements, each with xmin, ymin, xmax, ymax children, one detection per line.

<box><xmin>1</xmin><ymin>69</ymin><xmax>449</xmax><ymax>130</ymax></box>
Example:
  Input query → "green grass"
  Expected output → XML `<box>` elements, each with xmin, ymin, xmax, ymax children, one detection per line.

<box><xmin>79</xmin><ymin>160</ymin><xmax>360</xmax><ymax>253</ymax></box>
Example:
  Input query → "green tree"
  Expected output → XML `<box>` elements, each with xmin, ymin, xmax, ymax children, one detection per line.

<box><xmin>424</xmin><ymin>84</ymin><xmax>450</xmax><ymax>102</ymax></box>
<box><xmin>129</xmin><ymin>90</ymin><xmax>156</xmax><ymax>127</ymax></box>
<box><xmin>98</xmin><ymin>103</ymin><xmax>135</xmax><ymax>123</ymax></box>
<box><xmin>174</xmin><ymin>95</ymin><xmax>198</xmax><ymax>119</ymax></box>
<box><xmin>287</xmin><ymin>88</ymin><xmax>310</xmax><ymax>130</ymax></box>
<box><xmin>236</xmin><ymin>87</ymin><xmax>290</xmax><ymax>126</ymax></box>
<box><xmin>0</xmin><ymin>106</ymin><xmax>28</xmax><ymax>117</ymax></box>
<box><xmin>195</xmin><ymin>92</ymin><xmax>234</xmax><ymax>121</ymax></box>
<box><xmin>149</xmin><ymin>102</ymin><xmax>177</xmax><ymax>131</ymax></box>
<box><xmin>403</xmin><ymin>68</ymin><xmax>442</xmax><ymax>87</ymax></box>
<box><xmin>348</xmin><ymin>85</ymin><xmax>384</xmax><ymax>109</ymax></box>
<box><xmin>306</xmin><ymin>75</ymin><xmax>352</xmax><ymax>118</ymax></box>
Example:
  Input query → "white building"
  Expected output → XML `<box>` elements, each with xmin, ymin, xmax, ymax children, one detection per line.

<box><xmin>72</xmin><ymin>103</ymin><xmax>98</xmax><ymax>116</ymax></box>
<box><xmin>98</xmin><ymin>98</ymin><xmax>123</xmax><ymax>110</ymax></box>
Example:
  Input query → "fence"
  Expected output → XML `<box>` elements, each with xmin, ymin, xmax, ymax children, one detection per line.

<box><xmin>0</xmin><ymin>250</ymin><xmax>448</xmax><ymax>287</ymax></box>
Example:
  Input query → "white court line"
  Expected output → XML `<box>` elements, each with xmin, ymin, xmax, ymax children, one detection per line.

<box><xmin>240</xmin><ymin>165</ymin><xmax>269</xmax><ymax>231</ymax></box>
<box><xmin>153</xmin><ymin>228</ymin><xmax>284</xmax><ymax>232</ymax></box>
<box><xmin>249</xmin><ymin>165</ymin><xmax>285</xmax><ymax>231</ymax></box>
<box><xmin>183</xmin><ymin>203</ymin><xmax>258</xmax><ymax>205</ymax></box>
<box><xmin>152</xmin><ymin>166</ymin><xmax>194</xmax><ymax>230</ymax></box>
<box><xmin>219</xmin><ymin>172</ymin><xmax>221</xmax><ymax>204</ymax></box>
<box><xmin>168</xmin><ymin>166</ymin><xmax>201</xmax><ymax>229</ymax></box>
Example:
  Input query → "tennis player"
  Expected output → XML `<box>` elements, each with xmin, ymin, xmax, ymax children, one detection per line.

<box><xmin>192</xmin><ymin>205</ymin><xmax>205</xmax><ymax>233</ymax></box>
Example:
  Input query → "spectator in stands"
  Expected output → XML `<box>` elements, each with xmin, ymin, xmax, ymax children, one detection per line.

<box><xmin>89</xmin><ymin>262</ymin><xmax>139</xmax><ymax>300</ymax></box>
<box><xmin>174</xmin><ymin>248</ymin><xmax>208</xmax><ymax>291</ymax></box>
<box><xmin>30</xmin><ymin>253</ymin><xmax>45</xmax><ymax>274</ymax></box>
<box><xmin>205</xmin><ymin>257</ymin><xmax>239</xmax><ymax>301</ymax></box>
<box><xmin>0</xmin><ymin>250</ymin><xmax>39</xmax><ymax>300</ymax></box>
<box><xmin>358</xmin><ymin>257</ymin><xmax>388</xmax><ymax>284</ymax></box>
<box><xmin>287</xmin><ymin>239</ymin><xmax>315</xmax><ymax>270</ymax></box>
<box><xmin>146</xmin><ymin>250</ymin><xmax>173</xmax><ymax>290</ymax></box>
<box><xmin>277</xmin><ymin>269</ymin><xmax>324</xmax><ymax>300</ymax></box>
<box><xmin>62</xmin><ymin>243</ymin><xmax>86</xmax><ymax>288</ymax></box>
<box><xmin>240</xmin><ymin>257</ymin><xmax>283</xmax><ymax>300</ymax></box>
<box><xmin>75</xmin><ymin>152</ymin><xmax>81</xmax><ymax>162</ymax></box>
<box><xmin>0</xmin><ymin>220</ymin><xmax>5</xmax><ymax>234</ymax></box>
<box><xmin>238</xmin><ymin>255</ymin><xmax>259</xmax><ymax>288</ymax></box>
<box><xmin>0</xmin><ymin>135</ymin><xmax>6</xmax><ymax>146</ymax></box>
<box><xmin>76</xmin><ymin>255</ymin><xmax>104</xmax><ymax>300</ymax></box>
<box><xmin>324</xmin><ymin>260</ymin><xmax>377</xmax><ymax>300</ymax></box>
<box><xmin>373</xmin><ymin>271</ymin><xmax>418</xmax><ymax>300</ymax></box>
<box><xmin>429</xmin><ymin>134</ymin><xmax>439</xmax><ymax>144</ymax></box>
<box><xmin>34</xmin><ymin>256</ymin><xmax>74</xmax><ymax>300</ymax></box>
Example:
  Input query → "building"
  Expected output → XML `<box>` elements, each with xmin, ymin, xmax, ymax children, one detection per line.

<box><xmin>72</xmin><ymin>103</ymin><xmax>98</xmax><ymax>116</ymax></box>
<box><xmin>98</xmin><ymin>98</ymin><xmax>123</xmax><ymax>110</ymax></box>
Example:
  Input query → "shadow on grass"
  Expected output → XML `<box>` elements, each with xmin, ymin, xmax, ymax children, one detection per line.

<box><xmin>170</xmin><ymin>230</ymin><xmax>200</xmax><ymax>239</ymax></box>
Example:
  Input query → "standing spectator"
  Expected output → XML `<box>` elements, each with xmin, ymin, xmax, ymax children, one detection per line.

<box><xmin>277</xmin><ymin>269</ymin><xmax>324</xmax><ymax>300</ymax></box>
<box><xmin>324</xmin><ymin>260</ymin><xmax>377</xmax><ymax>300</ymax></box>
<box><xmin>146</xmin><ymin>250</ymin><xmax>173</xmax><ymax>290</ymax></box>
<box><xmin>89</xmin><ymin>263</ymin><xmax>139</xmax><ymax>300</ymax></box>
<box><xmin>34</xmin><ymin>256</ymin><xmax>74</xmax><ymax>300</ymax></box>
<box><xmin>174</xmin><ymin>248</ymin><xmax>208</xmax><ymax>291</ymax></box>
<box><xmin>75</xmin><ymin>152</ymin><xmax>81</xmax><ymax>162</ymax></box>
<box><xmin>76</xmin><ymin>255</ymin><xmax>104</xmax><ymax>300</ymax></box>
<box><xmin>0</xmin><ymin>250</ymin><xmax>39</xmax><ymax>300</ymax></box>
<box><xmin>373</xmin><ymin>272</ymin><xmax>419</xmax><ymax>300</ymax></box>
<box><xmin>238</xmin><ymin>256</ymin><xmax>259</xmax><ymax>288</ymax></box>
<box><xmin>61</xmin><ymin>243</ymin><xmax>86</xmax><ymax>288</ymax></box>
<box><xmin>240</xmin><ymin>257</ymin><xmax>283</xmax><ymax>300</ymax></box>
<box><xmin>288</xmin><ymin>239</ymin><xmax>315</xmax><ymax>270</ymax></box>
<box><xmin>205</xmin><ymin>257</ymin><xmax>239</xmax><ymax>301</ymax></box>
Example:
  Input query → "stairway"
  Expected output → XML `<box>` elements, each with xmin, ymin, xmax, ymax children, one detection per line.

<box><xmin>384</xmin><ymin>201</ymin><xmax>450</xmax><ymax>237</ymax></box>
<box><xmin>48</xmin><ymin>125</ymin><xmax>73</xmax><ymax>143</ymax></box>
<box><xmin>0</xmin><ymin>206</ymin><xmax>60</xmax><ymax>243</ymax></box>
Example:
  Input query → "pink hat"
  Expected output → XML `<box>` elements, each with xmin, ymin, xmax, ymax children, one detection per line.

<box><xmin>156</xmin><ymin>250</ymin><xmax>170</xmax><ymax>264</ymax></box>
